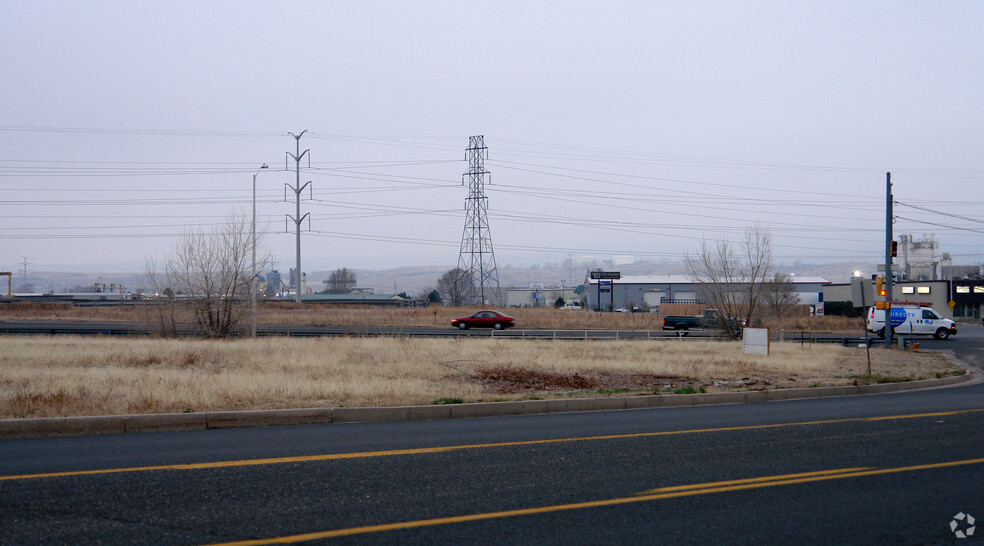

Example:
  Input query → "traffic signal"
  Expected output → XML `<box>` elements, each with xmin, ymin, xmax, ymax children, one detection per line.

<box><xmin>891</xmin><ymin>240</ymin><xmax>898</xmax><ymax>258</ymax></box>
<box><xmin>876</xmin><ymin>276</ymin><xmax>886</xmax><ymax>297</ymax></box>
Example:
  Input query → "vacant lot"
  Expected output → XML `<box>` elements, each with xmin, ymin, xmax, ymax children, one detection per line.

<box><xmin>0</xmin><ymin>335</ymin><xmax>961</xmax><ymax>419</ymax></box>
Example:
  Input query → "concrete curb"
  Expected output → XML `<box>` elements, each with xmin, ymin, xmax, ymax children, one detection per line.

<box><xmin>0</xmin><ymin>371</ymin><xmax>974</xmax><ymax>439</ymax></box>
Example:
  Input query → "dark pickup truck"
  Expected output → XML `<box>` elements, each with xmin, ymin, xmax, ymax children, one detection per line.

<box><xmin>662</xmin><ymin>309</ymin><xmax>745</xmax><ymax>332</ymax></box>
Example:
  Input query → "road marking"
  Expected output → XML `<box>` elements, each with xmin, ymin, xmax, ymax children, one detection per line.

<box><xmin>205</xmin><ymin>457</ymin><xmax>984</xmax><ymax>545</ymax></box>
<box><xmin>2</xmin><ymin>408</ymin><xmax>982</xmax><ymax>482</ymax></box>
<box><xmin>633</xmin><ymin>466</ymin><xmax>872</xmax><ymax>495</ymax></box>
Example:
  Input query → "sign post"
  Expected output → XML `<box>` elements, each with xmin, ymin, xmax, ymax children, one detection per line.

<box><xmin>851</xmin><ymin>277</ymin><xmax>872</xmax><ymax>375</ymax></box>
<box><xmin>590</xmin><ymin>271</ymin><xmax>620</xmax><ymax>311</ymax></box>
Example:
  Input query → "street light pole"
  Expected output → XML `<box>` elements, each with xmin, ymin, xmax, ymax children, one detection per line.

<box><xmin>252</xmin><ymin>164</ymin><xmax>268</xmax><ymax>338</ymax></box>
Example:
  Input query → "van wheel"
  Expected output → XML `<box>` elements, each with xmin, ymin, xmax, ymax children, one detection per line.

<box><xmin>876</xmin><ymin>328</ymin><xmax>885</xmax><ymax>339</ymax></box>
<box><xmin>935</xmin><ymin>328</ymin><xmax>950</xmax><ymax>340</ymax></box>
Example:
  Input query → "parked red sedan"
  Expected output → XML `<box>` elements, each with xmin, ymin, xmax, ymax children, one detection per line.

<box><xmin>451</xmin><ymin>310</ymin><xmax>515</xmax><ymax>330</ymax></box>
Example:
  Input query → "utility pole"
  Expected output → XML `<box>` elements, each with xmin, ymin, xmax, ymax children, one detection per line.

<box><xmin>884</xmin><ymin>172</ymin><xmax>894</xmax><ymax>348</ymax></box>
<box><xmin>456</xmin><ymin>135</ymin><xmax>502</xmax><ymax>307</ymax></box>
<box><xmin>285</xmin><ymin>131</ymin><xmax>311</xmax><ymax>303</ymax></box>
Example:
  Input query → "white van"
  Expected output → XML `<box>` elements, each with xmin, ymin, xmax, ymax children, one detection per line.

<box><xmin>867</xmin><ymin>305</ymin><xmax>957</xmax><ymax>340</ymax></box>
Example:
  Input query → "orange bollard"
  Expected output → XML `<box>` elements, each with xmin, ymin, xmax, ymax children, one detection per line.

<box><xmin>913</xmin><ymin>342</ymin><xmax>919</xmax><ymax>353</ymax></box>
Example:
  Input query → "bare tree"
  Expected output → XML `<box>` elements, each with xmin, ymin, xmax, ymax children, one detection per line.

<box><xmin>436</xmin><ymin>267</ymin><xmax>472</xmax><ymax>307</ymax></box>
<box><xmin>326</xmin><ymin>267</ymin><xmax>357</xmax><ymax>294</ymax></box>
<box><xmin>685</xmin><ymin>226</ymin><xmax>773</xmax><ymax>339</ymax></box>
<box><xmin>145</xmin><ymin>257</ymin><xmax>180</xmax><ymax>337</ymax></box>
<box><xmin>146</xmin><ymin>211</ymin><xmax>271</xmax><ymax>337</ymax></box>
<box><xmin>762</xmin><ymin>271</ymin><xmax>799</xmax><ymax>319</ymax></box>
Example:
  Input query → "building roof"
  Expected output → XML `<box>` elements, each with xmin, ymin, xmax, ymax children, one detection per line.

<box><xmin>275</xmin><ymin>293</ymin><xmax>408</xmax><ymax>303</ymax></box>
<box><xmin>585</xmin><ymin>275</ymin><xmax>830</xmax><ymax>285</ymax></box>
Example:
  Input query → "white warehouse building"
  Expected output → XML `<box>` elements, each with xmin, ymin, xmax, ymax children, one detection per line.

<box><xmin>584</xmin><ymin>275</ymin><xmax>829</xmax><ymax>312</ymax></box>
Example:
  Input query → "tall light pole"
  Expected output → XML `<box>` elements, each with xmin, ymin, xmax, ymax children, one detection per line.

<box><xmin>252</xmin><ymin>164</ymin><xmax>268</xmax><ymax>338</ymax></box>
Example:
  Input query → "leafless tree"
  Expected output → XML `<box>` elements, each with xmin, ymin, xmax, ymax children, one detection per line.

<box><xmin>436</xmin><ymin>267</ymin><xmax>472</xmax><ymax>307</ymax></box>
<box><xmin>326</xmin><ymin>267</ymin><xmax>358</xmax><ymax>294</ymax></box>
<box><xmin>762</xmin><ymin>272</ymin><xmax>799</xmax><ymax>319</ymax></box>
<box><xmin>685</xmin><ymin>226</ymin><xmax>773</xmax><ymax>339</ymax></box>
<box><xmin>146</xmin><ymin>211</ymin><xmax>271</xmax><ymax>337</ymax></box>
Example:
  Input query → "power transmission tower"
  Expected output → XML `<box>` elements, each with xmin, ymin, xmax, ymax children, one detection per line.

<box><xmin>285</xmin><ymin>131</ymin><xmax>311</xmax><ymax>303</ymax></box>
<box><xmin>20</xmin><ymin>256</ymin><xmax>33</xmax><ymax>286</ymax></box>
<box><xmin>456</xmin><ymin>135</ymin><xmax>502</xmax><ymax>307</ymax></box>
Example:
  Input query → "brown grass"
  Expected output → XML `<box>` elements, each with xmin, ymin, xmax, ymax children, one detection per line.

<box><xmin>0</xmin><ymin>302</ymin><xmax>862</xmax><ymax>333</ymax></box>
<box><xmin>0</xmin><ymin>335</ymin><xmax>960</xmax><ymax>419</ymax></box>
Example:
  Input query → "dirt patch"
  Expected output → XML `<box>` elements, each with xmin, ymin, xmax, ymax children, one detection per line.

<box><xmin>475</xmin><ymin>366</ymin><xmax>709</xmax><ymax>395</ymax></box>
<box><xmin>476</xmin><ymin>366</ymin><xmax>600</xmax><ymax>393</ymax></box>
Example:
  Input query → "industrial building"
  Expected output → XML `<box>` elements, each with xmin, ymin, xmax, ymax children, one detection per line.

<box><xmin>505</xmin><ymin>286</ymin><xmax>580</xmax><ymax>308</ymax></box>
<box><xmin>583</xmin><ymin>275</ymin><xmax>829</xmax><ymax>313</ymax></box>
<box><xmin>824</xmin><ymin>278</ymin><xmax>984</xmax><ymax>319</ymax></box>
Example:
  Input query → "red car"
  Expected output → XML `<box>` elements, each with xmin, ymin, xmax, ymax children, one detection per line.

<box><xmin>451</xmin><ymin>310</ymin><xmax>515</xmax><ymax>330</ymax></box>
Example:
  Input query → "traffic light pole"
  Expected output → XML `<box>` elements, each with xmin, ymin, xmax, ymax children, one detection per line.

<box><xmin>884</xmin><ymin>172</ymin><xmax>894</xmax><ymax>348</ymax></box>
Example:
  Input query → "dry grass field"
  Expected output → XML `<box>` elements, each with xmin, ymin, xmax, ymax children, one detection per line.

<box><xmin>0</xmin><ymin>335</ymin><xmax>961</xmax><ymax>419</ymax></box>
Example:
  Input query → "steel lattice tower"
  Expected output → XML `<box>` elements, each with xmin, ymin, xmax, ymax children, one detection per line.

<box><xmin>457</xmin><ymin>135</ymin><xmax>502</xmax><ymax>306</ymax></box>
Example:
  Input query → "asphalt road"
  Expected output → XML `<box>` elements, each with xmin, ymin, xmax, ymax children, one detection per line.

<box><xmin>2</xmin><ymin>327</ymin><xmax>983</xmax><ymax>544</ymax></box>
<box><xmin>0</xmin><ymin>318</ymin><xmax>716</xmax><ymax>339</ymax></box>
<box><xmin>0</xmin><ymin>319</ymin><xmax>882</xmax><ymax>343</ymax></box>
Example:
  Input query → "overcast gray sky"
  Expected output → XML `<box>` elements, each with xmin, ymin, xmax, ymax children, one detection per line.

<box><xmin>2</xmin><ymin>1</ymin><xmax>982</xmax><ymax>275</ymax></box>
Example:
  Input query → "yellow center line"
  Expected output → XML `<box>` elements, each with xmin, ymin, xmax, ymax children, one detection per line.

<box><xmin>205</xmin><ymin>457</ymin><xmax>984</xmax><ymax>545</ymax></box>
<box><xmin>1</xmin><ymin>408</ymin><xmax>981</xmax><ymax>482</ymax></box>
<box><xmin>634</xmin><ymin>466</ymin><xmax>873</xmax><ymax>495</ymax></box>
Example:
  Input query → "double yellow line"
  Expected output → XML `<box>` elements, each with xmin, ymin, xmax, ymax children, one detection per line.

<box><xmin>208</xmin><ymin>458</ymin><xmax>984</xmax><ymax>545</ymax></box>
<box><xmin>2</xmin><ymin>409</ymin><xmax>981</xmax><ymax>483</ymax></box>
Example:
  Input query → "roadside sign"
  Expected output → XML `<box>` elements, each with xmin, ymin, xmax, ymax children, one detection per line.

<box><xmin>850</xmin><ymin>277</ymin><xmax>873</xmax><ymax>308</ymax></box>
<box><xmin>949</xmin><ymin>299</ymin><xmax>956</xmax><ymax>311</ymax></box>
<box><xmin>590</xmin><ymin>271</ymin><xmax>621</xmax><ymax>280</ymax></box>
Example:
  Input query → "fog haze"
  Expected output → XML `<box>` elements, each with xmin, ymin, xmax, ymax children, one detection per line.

<box><xmin>2</xmin><ymin>1</ymin><xmax>982</xmax><ymax>279</ymax></box>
